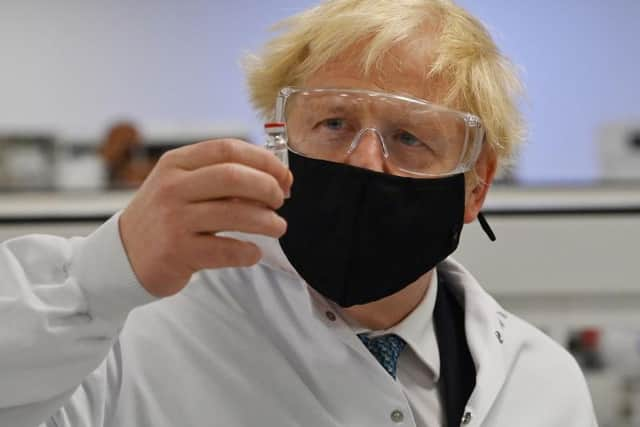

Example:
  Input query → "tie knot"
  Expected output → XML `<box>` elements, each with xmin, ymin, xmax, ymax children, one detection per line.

<box><xmin>357</xmin><ymin>333</ymin><xmax>406</xmax><ymax>379</ymax></box>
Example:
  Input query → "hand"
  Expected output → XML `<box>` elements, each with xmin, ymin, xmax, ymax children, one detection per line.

<box><xmin>119</xmin><ymin>139</ymin><xmax>292</xmax><ymax>297</ymax></box>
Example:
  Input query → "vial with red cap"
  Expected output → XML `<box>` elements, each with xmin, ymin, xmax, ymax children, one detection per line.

<box><xmin>264</xmin><ymin>122</ymin><xmax>289</xmax><ymax>167</ymax></box>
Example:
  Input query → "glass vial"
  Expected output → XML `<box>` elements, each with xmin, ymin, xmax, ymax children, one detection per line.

<box><xmin>264</xmin><ymin>122</ymin><xmax>289</xmax><ymax>167</ymax></box>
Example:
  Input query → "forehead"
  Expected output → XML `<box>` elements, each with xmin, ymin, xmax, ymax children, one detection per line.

<box><xmin>301</xmin><ymin>32</ymin><xmax>450</xmax><ymax>105</ymax></box>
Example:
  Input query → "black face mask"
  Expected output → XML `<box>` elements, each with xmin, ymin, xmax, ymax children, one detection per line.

<box><xmin>278</xmin><ymin>151</ymin><xmax>470</xmax><ymax>307</ymax></box>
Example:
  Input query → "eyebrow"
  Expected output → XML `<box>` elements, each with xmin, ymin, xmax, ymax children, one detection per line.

<box><xmin>305</xmin><ymin>96</ymin><xmax>351</xmax><ymax>110</ymax></box>
<box><xmin>304</xmin><ymin>101</ymin><xmax>360</xmax><ymax>118</ymax></box>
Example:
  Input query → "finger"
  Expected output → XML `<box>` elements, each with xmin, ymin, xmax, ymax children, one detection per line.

<box><xmin>284</xmin><ymin>170</ymin><xmax>294</xmax><ymax>198</ymax></box>
<box><xmin>186</xmin><ymin>235</ymin><xmax>262</xmax><ymax>271</ymax></box>
<box><xmin>184</xmin><ymin>200</ymin><xmax>287</xmax><ymax>238</ymax></box>
<box><xmin>166</xmin><ymin>139</ymin><xmax>291</xmax><ymax>192</ymax></box>
<box><xmin>179</xmin><ymin>163</ymin><xmax>285</xmax><ymax>209</ymax></box>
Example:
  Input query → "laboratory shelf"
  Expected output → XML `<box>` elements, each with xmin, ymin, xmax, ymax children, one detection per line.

<box><xmin>0</xmin><ymin>184</ymin><xmax>638</xmax><ymax>221</ymax></box>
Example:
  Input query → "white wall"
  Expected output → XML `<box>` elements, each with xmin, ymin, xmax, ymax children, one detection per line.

<box><xmin>1</xmin><ymin>0</ymin><xmax>639</xmax><ymax>182</ymax></box>
<box><xmin>0</xmin><ymin>0</ymin><xmax>316</xmax><ymax>140</ymax></box>
<box><xmin>457</xmin><ymin>0</ymin><xmax>640</xmax><ymax>182</ymax></box>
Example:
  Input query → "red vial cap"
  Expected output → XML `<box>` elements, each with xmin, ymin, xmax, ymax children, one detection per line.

<box><xmin>265</xmin><ymin>122</ymin><xmax>286</xmax><ymax>135</ymax></box>
<box><xmin>264</xmin><ymin>122</ymin><xmax>285</xmax><ymax>129</ymax></box>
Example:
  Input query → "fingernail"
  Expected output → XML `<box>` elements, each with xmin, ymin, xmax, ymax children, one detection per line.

<box><xmin>283</xmin><ymin>171</ymin><xmax>293</xmax><ymax>199</ymax></box>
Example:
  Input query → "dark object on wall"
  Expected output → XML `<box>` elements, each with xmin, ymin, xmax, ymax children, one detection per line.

<box><xmin>629</xmin><ymin>132</ymin><xmax>640</xmax><ymax>150</ymax></box>
<box><xmin>100</xmin><ymin>122</ymin><xmax>154</xmax><ymax>188</ymax></box>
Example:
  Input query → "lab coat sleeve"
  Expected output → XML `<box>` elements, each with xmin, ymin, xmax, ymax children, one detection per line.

<box><xmin>565</xmin><ymin>359</ymin><xmax>600</xmax><ymax>427</ymax></box>
<box><xmin>0</xmin><ymin>213</ymin><xmax>156</xmax><ymax>427</ymax></box>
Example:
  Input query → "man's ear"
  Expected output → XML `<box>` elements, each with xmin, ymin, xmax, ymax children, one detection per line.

<box><xmin>464</xmin><ymin>145</ymin><xmax>498</xmax><ymax>224</ymax></box>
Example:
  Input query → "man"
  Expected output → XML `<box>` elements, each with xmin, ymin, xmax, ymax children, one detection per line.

<box><xmin>0</xmin><ymin>1</ymin><xmax>597</xmax><ymax>426</ymax></box>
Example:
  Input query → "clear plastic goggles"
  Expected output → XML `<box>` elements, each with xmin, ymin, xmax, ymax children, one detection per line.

<box><xmin>274</xmin><ymin>87</ymin><xmax>485</xmax><ymax>177</ymax></box>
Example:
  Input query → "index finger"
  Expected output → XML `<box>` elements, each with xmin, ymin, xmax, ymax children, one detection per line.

<box><xmin>168</xmin><ymin>139</ymin><xmax>291</xmax><ymax>189</ymax></box>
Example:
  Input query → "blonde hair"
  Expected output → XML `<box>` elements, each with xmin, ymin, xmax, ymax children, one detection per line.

<box><xmin>245</xmin><ymin>0</ymin><xmax>525</xmax><ymax>169</ymax></box>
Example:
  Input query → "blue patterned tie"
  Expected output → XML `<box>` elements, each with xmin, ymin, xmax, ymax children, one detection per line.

<box><xmin>357</xmin><ymin>333</ymin><xmax>406</xmax><ymax>379</ymax></box>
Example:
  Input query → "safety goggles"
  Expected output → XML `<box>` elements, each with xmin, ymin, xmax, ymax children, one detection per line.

<box><xmin>274</xmin><ymin>87</ymin><xmax>485</xmax><ymax>177</ymax></box>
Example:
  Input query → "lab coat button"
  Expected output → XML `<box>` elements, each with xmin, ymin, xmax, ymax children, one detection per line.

<box><xmin>462</xmin><ymin>411</ymin><xmax>472</xmax><ymax>424</ymax></box>
<box><xmin>390</xmin><ymin>409</ymin><xmax>404</xmax><ymax>423</ymax></box>
<box><xmin>325</xmin><ymin>311</ymin><xmax>336</xmax><ymax>321</ymax></box>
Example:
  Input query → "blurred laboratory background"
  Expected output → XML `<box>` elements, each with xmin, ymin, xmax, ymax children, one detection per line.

<box><xmin>0</xmin><ymin>1</ymin><xmax>639</xmax><ymax>425</ymax></box>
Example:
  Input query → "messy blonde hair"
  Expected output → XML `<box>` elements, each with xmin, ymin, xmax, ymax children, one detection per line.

<box><xmin>245</xmin><ymin>0</ymin><xmax>525</xmax><ymax>169</ymax></box>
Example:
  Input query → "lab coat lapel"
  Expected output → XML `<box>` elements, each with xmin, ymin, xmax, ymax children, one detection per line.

<box><xmin>439</xmin><ymin>258</ymin><xmax>521</xmax><ymax>427</ymax></box>
<box><xmin>434</xmin><ymin>272</ymin><xmax>476</xmax><ymax>427</ymax></box>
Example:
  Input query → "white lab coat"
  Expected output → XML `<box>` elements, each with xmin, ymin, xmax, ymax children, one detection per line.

<box><xmin>0</xmin><ymin>214</ymin><xmax>597</xmax><ymax>427</ymax></box>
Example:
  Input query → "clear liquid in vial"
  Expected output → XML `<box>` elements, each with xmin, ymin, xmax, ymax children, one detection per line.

<box><xmin>264</xmin><ymin>123</ymin><xmax>289</xmax><ymax>167</ymax></box>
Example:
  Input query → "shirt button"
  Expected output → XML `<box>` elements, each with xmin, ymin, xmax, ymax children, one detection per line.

<box><xmin>462</xmin><ymin>411</ymin><xmax>472</xmax><ymax>425</ymax></box>
<box><xmin>390</xmin><ymin>409</ymin><xmax>404</xmax><ymax>423</ymax></box>
<box><xmin>325</xmin><ymin>311</ymin><xmax>336</xmax><ymax>321</ymax></box>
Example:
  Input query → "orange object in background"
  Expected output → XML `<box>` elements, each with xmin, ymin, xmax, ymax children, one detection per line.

<box><xmin>100</xmin><ymin>122</ymin><xmax>154</xmax><ymax>188</ymax></box>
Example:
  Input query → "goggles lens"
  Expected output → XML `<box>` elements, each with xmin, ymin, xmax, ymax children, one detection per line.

<box><xmin>277</xmin><ymin>88</ymin><xmax>484</xmax><ymax>177</ymax></box>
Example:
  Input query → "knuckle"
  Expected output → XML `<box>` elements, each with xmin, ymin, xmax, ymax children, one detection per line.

<box><xmin>220</xmin><ymin>163</ymin><xmax>243</xmax><ymax>187</ymax></box>
<box><xmin>214</xmin><ymin>139</ymin><xmax>237</xmax><ymax>162</ymax></box>
<box><xmin>155</xmin><ymin>176</ymin><xmax>182</xmax><ymax>199</ymax></box>
<box><xmin>158</xmin><ymin>148</ymin><xmax>179</xmax><ymax>167</ymax></box>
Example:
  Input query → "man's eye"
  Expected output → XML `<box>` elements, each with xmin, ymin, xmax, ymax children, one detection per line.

<box><xmin>396</xmin><ymin>131</ymin><xmax>424</xmax><ymax>147</ymax></box>
<box><xmin>322</xmin><ymin>118</ymin><xmax>346</xmax><ymax>130</ymax></box>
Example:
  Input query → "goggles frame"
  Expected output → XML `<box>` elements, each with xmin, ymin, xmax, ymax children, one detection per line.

<box><xmin>274</xmin><ymin>87</ymin><xmax>486</xmax><ymax>177</ymax></box>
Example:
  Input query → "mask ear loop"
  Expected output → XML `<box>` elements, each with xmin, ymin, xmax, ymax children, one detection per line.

<box><xmin>477</xmin><ymin>212</ymin><xmax>496</xmax><ymax>241</ymax></box>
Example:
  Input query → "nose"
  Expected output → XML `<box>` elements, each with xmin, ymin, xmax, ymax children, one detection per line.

<box><xmin>345</xmin><ymin>128</ymin><xmax>387</xmax><ymax>173</ymax></box>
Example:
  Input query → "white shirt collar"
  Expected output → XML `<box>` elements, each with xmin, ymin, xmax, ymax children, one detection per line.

<box><xmin>330</xmin><ymin>269</ymin><xmax>441</xmax><ymax>381</ymax></box>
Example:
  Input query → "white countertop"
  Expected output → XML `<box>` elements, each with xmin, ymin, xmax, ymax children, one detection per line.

<box><xmin>0</xmin><ymin>190</ymin><xmax>134</xmax><ymax>219</ymax></box>
<box><xmin>481</xmin><ymin>185</ymin><xmax>640</xmax><ymax>211</ymax></box>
